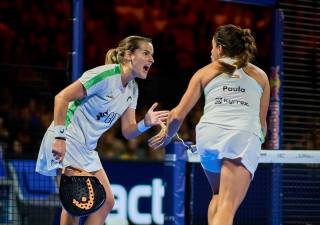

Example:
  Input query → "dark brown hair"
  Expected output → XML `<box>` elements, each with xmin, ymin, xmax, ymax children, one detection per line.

<box><xmin>214</xmin><ymin>24</ymin><xmax>257</xmax><ymax>73</ymax></box>
<box><xmin>105</xmin><ymin>36</ymin><xmax>152</xmax><ymax>64</ymax></box>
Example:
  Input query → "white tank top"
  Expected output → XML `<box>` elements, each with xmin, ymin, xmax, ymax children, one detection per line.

<box><xmin>198</xmin><ymin>68</ymin><xmax>263</xmax><ymax>136</ymax></box>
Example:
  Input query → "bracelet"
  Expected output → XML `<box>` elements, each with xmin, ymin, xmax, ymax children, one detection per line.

<box><xmin>54</xmin><ymin>125</ymin><xmax>66</xmax><ymax>139</ymax></box>
<box><xmin>137</xmin><ymin>120</ymin><xmax>151</xmax><ymax>133</ymax></box>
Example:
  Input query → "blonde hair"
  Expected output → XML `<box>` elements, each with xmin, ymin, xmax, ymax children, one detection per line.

<box><xmin>105</xmin><ymin>36</ymin><xmax>152</xmax><ymax>64</ymax></box>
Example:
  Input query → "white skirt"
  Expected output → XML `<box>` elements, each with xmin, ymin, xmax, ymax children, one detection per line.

<box><xmin>36</xmin><ymin>130</ymin><xmax>103</xmax><ymax>176</ymax></box>
<box><xmin>196</xmin><ymin>123</ymin><xmax>261</xmax><ymax>178</ymax></box>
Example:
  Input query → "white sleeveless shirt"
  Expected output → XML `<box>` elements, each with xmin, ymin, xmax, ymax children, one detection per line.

<box><xmin>198</xmin><ymin>68</ymin><xmax>263</xmax><ymax>137</ymax></box>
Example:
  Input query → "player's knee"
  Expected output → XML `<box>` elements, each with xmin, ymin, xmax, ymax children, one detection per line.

<box><xmin>107</xmin><ymin>196</ymin><xmax>115</xmax><ymax>212</ymax></box>
<box><xmin>217</xmin><ymin>199</ymin><xmax>238</xmax><ymax>214</ymax></box>
<box><xmin>61</xmin><ymin>208</ymin><xmax>79</xmax><ymax>224</ymax></box>
<box><xmin>103</xmin><ymin>195</ymin><xmax>115</xmax><ymax>213</ymax></box>
<box><xmin>94</xmin><ymin>196</ymin><xmax>115</xmax><ymax>220</ymax></box>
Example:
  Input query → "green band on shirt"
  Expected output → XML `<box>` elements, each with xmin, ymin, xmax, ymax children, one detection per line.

<box><xmin>65</xmin><ymin>65</ymin><xmax>121</xmax><ymax>127</ymax></box>
<box><xmin>66</xmin><ymin>99</ymin><xmax>83</xmax><ymax>127</ymax></box>
<box><xmin>83</xmin><ymin>65</ymin><xmax>121</xmax><ymax>90</ymax></box>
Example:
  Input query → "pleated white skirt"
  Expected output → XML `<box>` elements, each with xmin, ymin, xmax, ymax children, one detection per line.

<box><xmin>196</xmin><ymin>122</ymin><xmax>261</xmax><ymax>177</ymax></box>
<box><xmin>36</xmin><ymin>130</ymin><xmax>103</xmax><ymax>176</ymax></box>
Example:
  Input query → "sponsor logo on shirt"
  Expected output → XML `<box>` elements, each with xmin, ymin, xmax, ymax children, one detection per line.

<box><xmin>96</xmin><ymin>110</ymin><xmax>120</xmax><ymax>126</ymax></box>
<box><xmin>214</xmin><ymin>97</ymin><xmax>249</xmax><ymax>106</ymax></box>
<box><xmin>223</xmin><ymin>86</ymin><xmax>245</xmax><ymax>92</ymax></box>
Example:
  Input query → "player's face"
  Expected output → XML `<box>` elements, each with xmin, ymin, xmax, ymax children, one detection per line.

<box><xmin>210</xmin><ymin>39</ymin><xmax>220</xmax><ymax>62</ymax></box>
<box><xmin>130</xmin><ymin>42</ymin><xmax>154</xmax><ymax>79</ymax></box>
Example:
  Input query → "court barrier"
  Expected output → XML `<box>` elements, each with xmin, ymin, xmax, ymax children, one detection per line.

<box><xmin>164</xmin><ymin>141</ymin><xmax>320</xmax><ymax>225</ymax></box>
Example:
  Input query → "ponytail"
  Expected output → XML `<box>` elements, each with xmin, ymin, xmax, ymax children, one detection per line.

<box><xmin>105</xmin><ymin>48</ymin><xmax>118</xmax><ymax>64</ymax></box>
<box><xmin>237</xmin><ymin>29</ymin><xmax>257</xmax><ymax>68</ymax></box>
<box><xmin>105</xmin><ymin>36</ymin><xmax>152</xmax><ymax>65</ymax></box>
<box><xmin>217</xmin><ymin>57</ymin><xmax>238</xmax><ymax>75</ymax></box>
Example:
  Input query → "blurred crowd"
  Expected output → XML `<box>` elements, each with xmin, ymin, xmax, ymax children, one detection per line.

<box><xmin>3</xmin><ymin>0</ymin><xmax>309</xmax><ymax>161</ymax></box>
<box><xmin>0</xmin><ymin>0</ymin><xmax>70</xmax><ymax>68</ymax></box>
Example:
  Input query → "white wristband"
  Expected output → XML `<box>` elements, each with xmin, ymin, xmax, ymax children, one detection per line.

<box><xmin>137</xmin><ymin>120</ymin><xmax>151</xmax><ymax>133</ymax></box>
<box><xmin>54</xmin><ymin>125</ymin><xmax>66</xmax><ymax>139</ymax></box>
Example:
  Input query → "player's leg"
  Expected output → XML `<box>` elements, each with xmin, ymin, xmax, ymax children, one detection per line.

<box><xmin>212</xmin><ymin>158</ymin><xmax>251</xmax><ymax>225</ymax></box>
<box><xmin>56</xmin><ymin>175</ymin><xmax>80</xmax><ymax>225</ymax></box>
<box><xmin>204</xmin><ymin>170</ymin><xmax>220</xmax><ymax>225</ymax></box>
<box><xmin>84</xmin><ymin>169</ymin><xmax>115</xmax><ymax>225</ymax></box>
<box><xmin>60</xmin><ymin>208</ymin><xmax>80</xmax><ymax>225</ymax></box>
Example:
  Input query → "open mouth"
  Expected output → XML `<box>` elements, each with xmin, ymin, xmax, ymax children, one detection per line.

<box><xmin>143</xmin><ymin>65</ymin><xmax>150</xmax><ymax>73</ymax></box>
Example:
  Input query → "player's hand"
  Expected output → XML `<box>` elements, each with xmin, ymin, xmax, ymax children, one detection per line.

<box><xmin>144</xmin><ymin>102</ymin><xmax>169</xmax><ymax>127</ymax></box>
<box><xmin>148</xmin><ymin>123</ymin><xmax>172</xmax><ymax>150</ymax></box>
<box><xmin>52</xmin><ymin>139</ymin><xmax>66</xmax><ymax>162</ymax></box>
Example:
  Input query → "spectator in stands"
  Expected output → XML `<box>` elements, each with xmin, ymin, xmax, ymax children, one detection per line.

<box><xmin>97</xmin><ymin>126</ymin><xmax>126</xmax><ymax>159</ymax></box>
<box><xmin>120</xmin><ymin>138</ymin><xmax>145</xmax><ymax>160</ymax></box>
<box><xmin>35</xmin><ymin>36</ymin><xmax>168</xmax><ymax>225</ymax></box>
<box><xmin>149</xmin><ymin>24</ymin><xmax>270</xmax><ymax>225</ymax></box>
<box><xmin>0</xmin><ymin>117</ymin><xmax>9</xmax><ymax>151</ymax></box>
